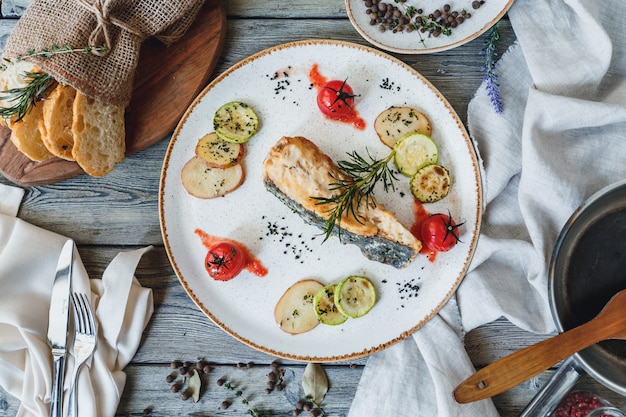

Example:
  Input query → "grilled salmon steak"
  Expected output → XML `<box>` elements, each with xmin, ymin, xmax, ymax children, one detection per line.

<box><xmin>263</xmin><ymin>136</ymin><xmax>421</xmax><ymax>268</ymax></box>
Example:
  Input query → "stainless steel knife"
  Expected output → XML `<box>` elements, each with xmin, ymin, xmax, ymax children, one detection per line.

<box><xmin>47</xmin><ymin>239</ymin><xmax>74</xmax><ymax>417</ymax></box>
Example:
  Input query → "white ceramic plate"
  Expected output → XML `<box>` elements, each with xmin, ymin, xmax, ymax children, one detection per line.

<box><xmin>346</xmin><ymin>0</ymin><xmax>514</xmax><ymax>54</ymax></box>
<box><xmin>159</xmin><ymin>40</ymin><xmax>482</xmax><ymax>362</ymax></box>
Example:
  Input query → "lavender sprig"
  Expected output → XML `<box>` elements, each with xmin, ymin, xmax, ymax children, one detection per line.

<box><xmin>480</xmin><ymin>25</ymin><xmax>503</xmax><ymax>114</ymax></box>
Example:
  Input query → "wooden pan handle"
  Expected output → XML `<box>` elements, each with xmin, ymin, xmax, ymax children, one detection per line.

<box><xmin>453</xmin><ymin>320</ymin><xmax>608</xmax><ymax>403</ymax></box>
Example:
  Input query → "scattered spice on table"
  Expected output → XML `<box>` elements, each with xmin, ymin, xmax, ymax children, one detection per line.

<box><xmin>361</xmin><ymin>0</ymin><xmax>487</xmax><ymax>41</ymax></box>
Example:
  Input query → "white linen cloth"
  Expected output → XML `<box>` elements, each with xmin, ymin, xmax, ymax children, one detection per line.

<box><xmin>0</xmin><ymin>183</ymin><xmax>154</xmax><ymax>417</ymax></box>
<box><xmin>348</xmin><ymin>0</ymin><xmax>626</xmax><ymax>415</ymax></box>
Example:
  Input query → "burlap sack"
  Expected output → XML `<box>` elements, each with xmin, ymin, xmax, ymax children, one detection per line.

<box><xmin>4</xmin><ymin>0</ymin><xmax>205</xmax><ymax>106</ymax></box>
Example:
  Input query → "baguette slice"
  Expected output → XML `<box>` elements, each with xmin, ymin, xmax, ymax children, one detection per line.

<box><xmin>9</xmin><ymin>100</ymin><xmax>54</xmax><ymax>161</ymax></box>
<box><xmin>71</xmin><ymin>91</ymin><xmax>126</xmax><ymax>176</ymax></box>
<box><xmin>263</xmin><ymin>136</ymin><xmax>422</xmax><ymax>269</ymax></box>
<box><xmin>39</xmin><ymin>84</ymin><xmax>77</xmax><ymax>160</ymax></box>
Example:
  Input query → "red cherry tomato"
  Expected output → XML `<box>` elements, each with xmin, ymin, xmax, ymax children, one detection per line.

<box><xmin>204</xmin><ymin>241</ymin><xmax>247</xmax><ymax>281</ymax></box>
<box><xmin>420</xmin><ymin>212</ymin><xmax>463</xmax><ymax>252</ymax></box>
<box><xmin>317</xmin><ymin>79</ymin><xmax>357</xmax><ymax>120</ymax></box>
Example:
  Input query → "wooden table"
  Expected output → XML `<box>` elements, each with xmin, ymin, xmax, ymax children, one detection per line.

<box><xmin>1</xmin><ymin>1</ymin><xmax>625</xmax><ymax>416</ymax></box>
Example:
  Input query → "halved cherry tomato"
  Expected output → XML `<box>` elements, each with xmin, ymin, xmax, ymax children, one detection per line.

<box><xmin>317</xmin><ymin>79</ymin><xmax>358</xmax><ymax>120</ymax></box>
<box><xmin>204</xmin><ymin>241</ymin><xmax>246</xmax><ymax>281</ymax></box>
<box><xmin>420</xmin><ymin>212</ymin><xmax>464</xmax><ymax>252</ymax></box>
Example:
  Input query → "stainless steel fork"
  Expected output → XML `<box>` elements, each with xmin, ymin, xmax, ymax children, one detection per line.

<box><xmin>66</xmin><ymin>293</ymin><xmax>96</xmax><ymax>417</ymax></box>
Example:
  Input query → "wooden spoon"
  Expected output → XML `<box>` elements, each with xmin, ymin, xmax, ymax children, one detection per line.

<box><xmin>454</xmin><ymin>289</ymin><xmax>626</xmax><ymax>403</ymax></box>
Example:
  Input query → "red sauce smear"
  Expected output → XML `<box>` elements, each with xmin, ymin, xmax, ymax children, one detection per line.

<box><xmin>410</xmin><ymin>199</ymin><xmax>439</xmax><ymax>263</ymax></box>
<box><xmin>309</xmin><ymin>64</ymin><xmax>366</xmax><ymax>130</ymax></box>
<box><xmin>195</xmin><ymin>228</ymin><xmax>268</xmax><ymax>277</ymax></box>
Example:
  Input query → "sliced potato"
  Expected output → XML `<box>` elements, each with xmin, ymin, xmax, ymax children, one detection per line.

<box><xmin>410</xmin><ymin>163</ymin><xmax>451</xmax><ymax>203</ymax></box>
<box><xmin>181</xmin><ymin>156</ymin><xmax>244</xmax><ymax>199</ymax></box>
<box><xmin>275</xmin><ymin>279</ymin><xmax>324</xmax><ymax>335</ymax></box>
<box><xmin>374</xmin><ymin>106</ymin><xmax>432</xmax><ymax>148</ymax></box>
<box><xmin>195</xmin><ymin>132</ymin><xmax>243</xmax><ymax>168</ymax></box>
<box><xmin>314</xmin><ymin>284</ymin><xmax>348</xmax><ymax>326</ymax></box>
<box><xmin>335</xmin><ymin>276</ymin><xmax>377</xmax><ymax>319</ymax></box>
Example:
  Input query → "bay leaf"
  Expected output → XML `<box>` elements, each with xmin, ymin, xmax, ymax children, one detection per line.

<box><xmin>188</xmin><ymin>369</ymin><xmax>202</xmax><ymax>403</ymax></box>
<box><xmin>301</xmin><ymin>362</ymin><xmax>328</xmax><ymax>403</ymax></box>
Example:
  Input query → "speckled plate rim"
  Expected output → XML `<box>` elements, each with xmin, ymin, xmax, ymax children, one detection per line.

<box><xmin>159</xmin><ymin>39</ymin><xmax>483</xmax><ymax>362</ymax></box>
<box><xmin>345</xmin><ymin>0</ymin><xmax>514</xmax><ymax>54</ymax></box>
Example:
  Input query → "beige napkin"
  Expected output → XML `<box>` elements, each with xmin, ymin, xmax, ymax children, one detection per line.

<box><xmin>0</xmin><ymin>183</ymin><xmax>154</xmax><ymax>417</ymax></box>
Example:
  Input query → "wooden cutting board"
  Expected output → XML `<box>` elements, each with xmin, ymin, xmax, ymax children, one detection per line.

<box><xmin>0</xmin><ymin>0</ymin><xmax>226</xmax><ymax>186</ymax></box>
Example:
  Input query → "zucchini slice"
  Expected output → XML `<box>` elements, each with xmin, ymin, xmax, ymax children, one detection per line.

<box><xmin>213</xmin><ymin>101</ymin><xmax>259</xmax><ymax>143</ymax></box>
<box><xmin>410</xmin><ymin>164</ymin><xmax>451</xmax><ymax>203</ymax></box>
<box><xmin>334</xmin><ymin>276</ymin><xmax>376</xmax><ymax>319</ymax></box>
<box><xmin>314</xmin><ymin>284</ymin><xmax>348</xmax><ymax>326</ymax></box>
<box><xmin>393</xmin><ymin>132</ymin><xmax>438</xmax><ymax>177</ymax></box>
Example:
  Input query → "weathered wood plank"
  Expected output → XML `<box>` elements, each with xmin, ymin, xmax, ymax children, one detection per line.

<box><xmin>0</xmin><ymin>0</ymin><xmax>28</xmax><ymax>18</ymax></box>
<box><xmin>1</xmin><ymin>0</ymin><xmax>349</xmax><ymax>19</ymax></box>
<box><xmin>1</xmin><ymin>363</ymin><xmax>624</xmax><ymax>417</ymax></box>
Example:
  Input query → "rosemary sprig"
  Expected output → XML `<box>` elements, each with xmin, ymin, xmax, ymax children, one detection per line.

<box><xmin>0</xmin><ymin>44</ymin><xmax>108</xmax><ymax>71</ymax></box>
<box><xmin>0</xmin><ymin>71</ymin><xmax>56</xmax><ymax>122</ymax></box>
<box><xmin>0</xmin><ymin>44</ymin><xmax>107</xmax><ymax>122</ymax></box>
<box><xmin>313</xmin><ymin>148</ymin><xmax>399</xmax><ymax>241</ymax></box>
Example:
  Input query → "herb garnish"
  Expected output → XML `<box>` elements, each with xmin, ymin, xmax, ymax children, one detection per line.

<box><xmin>207</xmin><ymin>247</ymin><xmax>237</xmax><ymax>271</ymax></box>
<box><xmin>0</xmin><ymin>44</ymin><xmax>108</xmax><ymax>71</ymax></box>
<box><xmin>313</xmin><ymin>148</ymin><xmax>399</xmax><ymax>241</ymax></box>
<box><xmin>0</xmin><ymin>71</ymin><xmax>56</xmax><ymax>122</ymax></box>
<box><xmin>0</xmin><ymin>44</ymin><xmax>107</xmax><ymax>122</ymax></box>
<box><xmin>323</xmin><ymin>78</ymin><xmax>359</xmax><ymax>113</ymax></box>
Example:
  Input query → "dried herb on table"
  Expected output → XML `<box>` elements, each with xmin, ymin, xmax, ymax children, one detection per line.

<box><xmin>219</xmin><ymin>379</ymin><xmax>271</xmax><ymax>417</ymax></box>
<box><xmin>480</xmin><ymin>25</ymin><xmax>503</xmax><ymax>114</ymax></box>
<box><xmin>300</xmin><ymin>363</ymin><xmax>329</xmax><ymax>416</ymax></box>
<box><xmin>313</xmin><ymin>148</ymin><xmax>399</xmax><ymax>241</ymax></box>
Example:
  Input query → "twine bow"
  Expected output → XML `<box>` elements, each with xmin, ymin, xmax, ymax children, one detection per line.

<box><xmin>76</xmin><ymin>0</ymin><xmax>145</xmax><ymax>56</ymax></box>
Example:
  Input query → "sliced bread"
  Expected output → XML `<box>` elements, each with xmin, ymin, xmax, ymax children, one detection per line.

<box><xmin>39</xmin><ymin>84</ymin><xmax>77</xmax><ymax>160</ymax></box>
<box><xmin>9</xmin><ymin>99</ymin><xmax>55</xmax><ymax>161</ymax></box>
<box><xmin>71</xmin><ymin>91</ymin><xmax>126</xmax><ymax>176</ymax></box>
